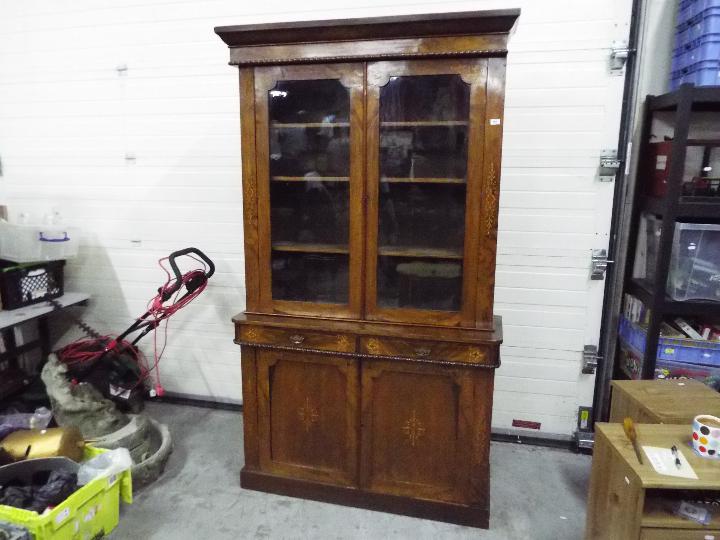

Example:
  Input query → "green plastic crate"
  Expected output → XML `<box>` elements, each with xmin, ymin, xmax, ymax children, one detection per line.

<box><xmin>0</xmin><ymin>447</ymin><xmax>132</xmax><ymax>540</ymax></box>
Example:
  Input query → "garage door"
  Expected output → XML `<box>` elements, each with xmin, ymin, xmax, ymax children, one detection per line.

<box><xmin>493</xmin><ymin>0</ymin><xmax>633</xmax><ymax>438</ymax></box>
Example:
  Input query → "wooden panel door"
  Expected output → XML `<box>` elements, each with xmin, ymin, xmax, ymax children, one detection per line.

<box><xmin>365</xmin><ymin>59</ymin><xmax>488</xmax><ymax>327</ymax></box>
<box><xmin>256</xmin><ymin>350</ymin><xmax>359</xmax><ymax>486</ymax></box>
<box><xmin>254</xmin><ymin>63</ymin><xmax>365</xmax><ymax>319</ymax></box>
<box><xmin>360</xmin><ymin>359</ymin><xmax>487</xmax><ymax>503</ymax></box>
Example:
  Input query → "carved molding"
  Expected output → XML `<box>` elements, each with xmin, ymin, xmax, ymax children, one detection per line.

<box><xmin>233</xmin><ymin>49</ymin><xmax>509</xmax><ymax>68</ymax></box>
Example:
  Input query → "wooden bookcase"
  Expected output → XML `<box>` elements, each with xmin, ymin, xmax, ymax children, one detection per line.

<box><xmin>216</xmin><ymin>10</ymin><xmax>519</xmax><ymax>528</ymax></box>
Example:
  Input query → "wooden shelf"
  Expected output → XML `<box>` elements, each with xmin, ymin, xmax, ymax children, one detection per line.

<box><xmin>272</xmin><ymin>242</ymin><xmax>349</xmax><ymax>255</ymax></box>
<box><xmin>378</xmin><ymin>246</ymin><xmax>463</xmax><ymax>259</ymax></box>
<box><xmin>643</xmin><ymin>496</ymin><xmax>720</xmax><ymax>530</ymax></box>
<box><xmin>270</xmin><ymin>122</ymin><xmax>350</xmax><ymax>128</ymax></box>
<box><xmin>380</xmin><ymin>121</ymin><xmax>468</xmax><ymax>127</ymax></box>
<box><xmin>271</xmin><ymin>176</ymin><xmax>349</xmax><ymax>182</ymax></box>
<box><xmin>381</xmin><ymin>177</ymin><xmax>466</xmax><ymax>184</ymax></box>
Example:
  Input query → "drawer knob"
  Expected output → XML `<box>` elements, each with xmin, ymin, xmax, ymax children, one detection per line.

<box><xmin>289</xmin><ymin>334</ymin><xmax>306</xmax><ymax>345</ymax></box>
<box><xmin>414</xmin><ymin>347</ymin><xmax>431</xmax><ymax>357</ymax></box>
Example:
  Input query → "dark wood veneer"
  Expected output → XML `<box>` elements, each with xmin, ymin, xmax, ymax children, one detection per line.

<box><xmin>215</xmin><ymin>10</ymin><xmax>519</xmax><ymax>47</ymax></box>
<box><xmin>219</xmin><ymin>9</ymin><xmax>518</xmax><ymax>528</ymax></box>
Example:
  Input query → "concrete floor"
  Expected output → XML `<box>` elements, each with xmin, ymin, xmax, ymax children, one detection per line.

<box><xmin>110</xmin><ymin>402</ymin><xmax>591</xmax><ymax>540</ymax></box>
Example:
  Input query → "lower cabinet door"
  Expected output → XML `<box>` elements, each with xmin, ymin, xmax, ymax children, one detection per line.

<box><xmin>256</xmin><ymin>350</ymin><xmax>359</xmax><ymax>486</ymax></box>
<box><xmin>360</xmin><ymin>360</ymin><xmax>483</xmax><ymax>503</ymax></box>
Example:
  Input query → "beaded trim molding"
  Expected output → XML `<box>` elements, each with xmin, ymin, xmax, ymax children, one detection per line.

<box><xmin>232</xmin><ymin>48</ymin><xmax>509</xmax><ymax>67</ymax></box>
<box><xmin>235</xmin><ymin>340</ymin><xmax>500</xmax><ymax>370</ymax></box>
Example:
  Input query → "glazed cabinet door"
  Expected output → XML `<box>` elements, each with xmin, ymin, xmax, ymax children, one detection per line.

<box><xmin>256</xmin><ymin>350</ymin><xmax>359</xmax><ymax>486</ymax></box>
<box><xmin>254</xmin><ymin>64</ymin><xmax>364</xmax><ymax>318</ymax></box>
<box><xmin>360</xmin><ymin>360</ymin><xmax>491</xmax><ymax>504</ymax></box>
<box><xmin>365</xmin><ymin>59</ymin><xmax>488</xmax><ymax>326</ymax></box>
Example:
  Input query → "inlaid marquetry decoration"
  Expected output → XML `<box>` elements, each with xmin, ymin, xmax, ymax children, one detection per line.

<box><xmin>402</xmin><ymin>409</ymin><xmax>426</xmax><ymax>448</ymax></box>
<box><xmin>485</xmin><ymin>161</ymin><xmax>498</xmax><ymax>236</ymax></box>
<box><xmin>298</xmin><ymin>397</ymin><xmax>319</xmax><ymax>433</ymax></box>
<box><xmin>468</xmin><ymin>347</ymin><xmax>485</xmax><ymax>363</ymax></box>
<box><xmin>366</xmin><ymin>338</ymin><xmax>382</xmax><ymax>355</ymax></box>
<box><xmin>244</xmin><ymin>327</ymin><xmax>258</xmax><ymax>341</ymax></box>
<box><xmin>337</xmin><ymin>335</ymin><xmax>352</xmax><ymax>350</ymax></box>
<box><xmin>245</xmin><ymin>183</ymin><xmax>258</xmax><ymax>225</ymax></box>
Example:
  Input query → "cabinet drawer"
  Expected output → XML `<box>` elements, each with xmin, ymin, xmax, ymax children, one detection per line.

<box><xmin>360</xmin><ymin>337</ymin><xmax>491</xmax><ymax>365</ymax></box>
<box><xmin>641</xmin><ymin>529</ymin><xmax>720</xmax><ymax>540</ymax></box>
<box><xmin>239</xmin><ymin>325</ymin><xmax>355</xmax><ymax>353</ymax></box>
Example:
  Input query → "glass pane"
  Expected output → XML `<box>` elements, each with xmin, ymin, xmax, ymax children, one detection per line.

<box><xmin>377</xmin><ymin>74</ymin><xmax>470</xmax><ymax>311</ymax></box>
<box><xmin>272</xmin><ymin>252</ymin><xmax>348</xmax><ymax>303</ymax></box>
<box><xmin>377</xmin><ymin>257</ymin><xmax>462</xmax><ymax>311</ymax></box>
<box><xmin>645</xmin><ymin>111</ymin><xmax>720</xmax><ymax>199</ymax></box>
<box><xmin>681</xmin><ymin>145</ymin><xmax>720</xmax><ymax>197</ymax></box>
<box><xmin>268</xmin><ymin>79</ymin><xmax>350</xmax><ymax>304</ymax></box>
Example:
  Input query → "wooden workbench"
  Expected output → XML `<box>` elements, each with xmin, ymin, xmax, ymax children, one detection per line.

<box><xmin>610</xmin><ymin>379</ymin><xmax>720</xmax><ymax>424</ymax></box>
<box><xmin>586</xmin><ymin>423</ymin><xmax>720</xmax><ymax>539</ymax></box>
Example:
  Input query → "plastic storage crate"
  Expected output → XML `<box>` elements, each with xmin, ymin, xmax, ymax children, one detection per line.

<box><xmin>618</xmin><ymin>343</ymin><xmax>643</xmax><ymax>380</ymax></box>
<box><xmin>672</xmin><ymin>0</ymin><xmax>720</xmax><ymax>88</ymax></box>
<box><xmin>672</xmin><ymin>36</ymin><xmax>720</xmax><ymax>77</ymax></box>
<box><xmin>632</xmin><ymin>213</ymin><xmax>662</xmax><ymax>282</ymax></box>
<box><xmin>668</xmin><ymin>222</ymin><xmax>720</xmax><ymax>301</ymax></box>
<box><xmin>655</xmin><ymin>358</ymin><xmax>720</xmax><ymax>390</ymax></box>
<box><xmin>0</xmin><ymin>223</ymin><xmax>78</xmax><ymax>263</ymax></box>
<box><xmin>0</xmin><ymin>260</ymin><xmax>64</xmax><ymax>310</ymax></box>
<box><xmin>671</xmin><ymin>60</ymin><xmax>720</xmax><ymax>89</ymax></box>
<box><xmin>0</xmin><ymin>447</ymin><xmax>132</xmax><ymax>540</ymax></box>
<box><xmin>619</xmin><ymin>315</ymin><xmax>720</xmax><ymax>367</ymax></box>
<box><xmin>678</xmin><ymin>0</ymin><xmax>720</xmax><ymax>27</ymax></box>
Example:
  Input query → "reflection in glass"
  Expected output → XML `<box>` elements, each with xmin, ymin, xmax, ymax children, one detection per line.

<box><xmin>377</xmin><ymin>257</ymin><xmax>462</xmax><ymax>311</ymax></box>
<box><xmin>377</xmin><ymin>74</ymin><xmax>470</xmax><ymax>311</ymax></box>
<box><xmin>272</xmin><ymin>252</ymin><xmax>349</xmax><ymax>304</ymax></box>
<box><xmin>269</xmin><ymin>79</ymin><xmax>350</xmax><ymax>304</ymax></box>
<box><xmin>378</xmin><ymin>184</ymin><xmax>465</xmax><ymax>252</ymax></box>
<box><xmin>682</xmin><ymin>145</ymin><xmax>720</xmax><ymax>197</ymax></box>
<box><xmin>271</xmin><ymin>181</ymin><xmax>348</xmax><ymax>245</ymax></box>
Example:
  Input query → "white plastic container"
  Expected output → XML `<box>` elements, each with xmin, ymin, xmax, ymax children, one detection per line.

<box><xmin>0</xmin><ymin>222</ymin><xmax>79</xmax><ymax>263</ymax></box>
<box><xmin>632</xmin><ymin>212</ymin><xmax>662</xmax><ymax>282</ymax></box>
<box><xmin>668</xmin><ymin>222</ymin><xmax>720</xmax><ymax>301</ymax></box>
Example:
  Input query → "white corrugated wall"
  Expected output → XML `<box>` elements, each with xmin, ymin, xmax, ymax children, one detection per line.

<box><xmin>0</xmin><ymin>0</ymin><xmax>631</xmax><ymax>435</ymax></box>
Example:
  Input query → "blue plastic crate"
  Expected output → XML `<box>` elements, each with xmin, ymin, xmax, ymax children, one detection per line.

<box><xmin>672</xmin><ymin>35</ymin><xmax>720</xmax><ymax>78</ymax></box>
<box><xmin>674</xmin><ymin>10</ymin><xmax>720</xmax><ymax>54</ymax></box>
<box><xmin>678</xmin><ymin>0</ymin><xmax>720</xmax><ymax>28</ymax></box>
<box><xmin>678</xmin><ymin>0</ymin><xmax>696</xmax><ymax>27</ymax></box>
<box><xmin>655</xmin><ymin>359</ymin><xmax>720</xmax><ymax>391</ymax></box>
<box><xmin>618</xmin><ymin>315</ymin><xmax>720</xmax><ymax>367</ymax></box>
<box><xmin>687</xmin><ymin>35</ymin><xmax>720</xmax><ymax>63</ymax></box>
<box><xmin>675</xmin><ymin>24</ymin><xmax>698</xmax><ymax>50</ymax></box>
<box><xmin>671</xmin><ymin>59</ymin><xmax>720</xmax><ymax>89</ymax></box>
